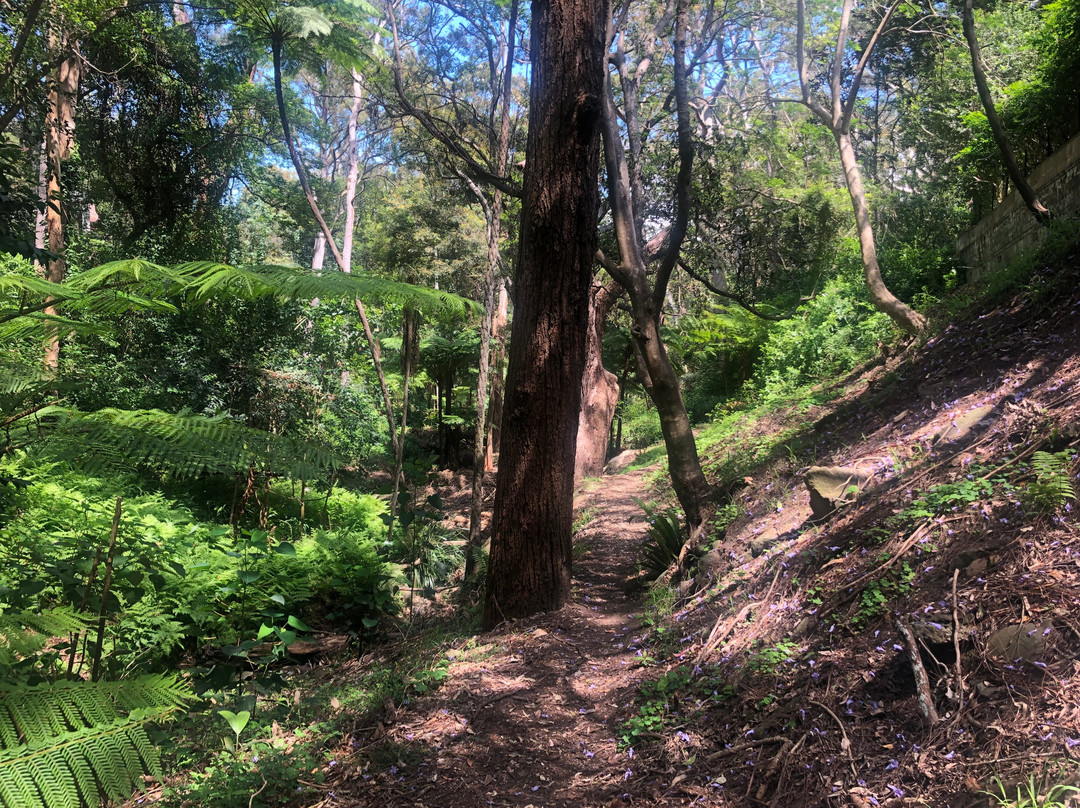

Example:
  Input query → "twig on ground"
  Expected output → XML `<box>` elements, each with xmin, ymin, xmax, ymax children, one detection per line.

<box><xmin>705</xmin><ymin>736</ymin><xmax>787</xmax><ymax>760</ymax></box>
<box><xmin>765</xmin><ymin>733</ymin><xmax>807</xmax><ymax>808</ymax></box>
<box><xmin>894</xmin><ymin>615</ymin><xmax>941</xmax><ymax>726</ymax></box>
<box><xmin>950</xmin><ymin>569</ymin><xmax>965</xmax><ymax>722</ymax></box>
<box><xmin>695</xmin><ymin>564</ymin><xmax>782</xmax><ymax>665</ymax></box>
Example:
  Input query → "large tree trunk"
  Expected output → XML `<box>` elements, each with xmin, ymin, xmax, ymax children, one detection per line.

<box><xmin>835</xmin><ymin>130</ymin><xmax>926</xmax><ymax>333</ymax></box>
<box><xmin>43</xmin><ymin>30</ymin><xmax>80</xmax><ymax>370</ymax></box>
<box><xmin>482</xmin><ymin>0</ymin><xmax>607</xmax><ymax>630</ymax></box>
<box><xmin>574</xmin><ymin>281</ymin><xmax>620</xmax><ymax>482</ymax></box>
<box><xmin>961</xmin><ymin>0</ymin><xmax>1051</xmax><ymax>226</ymax></box>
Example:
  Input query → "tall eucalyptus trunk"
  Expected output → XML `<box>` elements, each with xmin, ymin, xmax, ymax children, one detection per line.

<box><xmin>482</xmin><ymin>0</ymin><xmax>608</xmax><ymax>629</ymax></box>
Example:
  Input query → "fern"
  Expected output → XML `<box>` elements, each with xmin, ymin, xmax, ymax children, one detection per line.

<box><xmin>33</xmin><ymin>406</ymin><xmax>343</xmax><ymax>481</ymax></box>
<box><xmin>1028</xmin><ymin>450</ymin><xmax>1076</xmax><ymax>513</ymax></box>
<box><xmin>0</xmin><ymin>612</ymin><xmax>191</xmax><ymax>808</ymax></box>
<box><xmin>0</xmin><ymin>608</ymin><xmax>89</xmax><ymax>676</ymax></box>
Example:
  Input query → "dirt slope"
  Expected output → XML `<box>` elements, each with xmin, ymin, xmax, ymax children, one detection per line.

<box><xmin>312</xmin><ymin>242</ymin><xmax>1080</xmax><ymax>808</ymax></box>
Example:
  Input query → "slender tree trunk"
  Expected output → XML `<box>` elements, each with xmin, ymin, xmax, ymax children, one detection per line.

<box><xmin>270</xmin><ymin>38</ymin><xmax>399</xmax><ymax>456</ymax></box>
<box><xmin>466</xmin><ymin>0</ymin><xmax>518</xmax><ymax>581</ymax></box>
<box><xmin>42</xmin><ymin>29</ymin><xmax>80</xmax><ymax>370</ymax></box>
<box><xmin>485</xmin><ymin>279</ymin><xmax>509</xmax><ymax>470</ymax></box>
<box><xmin>961</xmin><ymin>0</ymin><xmax>1052</xmax><ymax>226</ymax></box>
<box><xmin>387</xmin><ymin>305</ymin><xmax>418</xmax><ymax>543</ymax></box>
<box><xmin>574</xmin><ymin>281</ymin><xmax>620</xmax><ymax>481</ymax></box>
<box><xmin>835</xmin><ymin>130</ymin><xmax>926</xmax><ymax>333</ymax></box>
<box><xmin>482</xmin><ymin>0</ymin><xmax>608</xmax><ymax>629</ymax></box>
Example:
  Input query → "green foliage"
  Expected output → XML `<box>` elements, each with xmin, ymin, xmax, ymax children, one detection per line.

<box><xmin>0</xmin><ymin>609</ymin><xmax>88</xmax><ymax>676</ymax></box>
<box><xmin>746</xmin><ymin>639</ymin><xmax>800</xmax><ymax>674</ymax></box>
<box><xmin>753</xmin><ymin>273</ymin><xmax>896</xmax><ymax>404</ymax></box>
<box><xmin>618</xmin><ymin>665</ymin><xmax>734</xmax><ymax>750</ymax></box>
<box><xmin>1026</xmin><ymin>451</ymin><xmax>1076</xmax><ymax>513</ymax></box>
<box><xmin>620</xmin><ymin>396</ymin><xmax>664</xmax><ymax>450</ymax></box>
<box><xmin>636</xmin><ymin>500</ymin><xmax>685</xmax><ymax>579</ymax></box>
<box><xmin>855</xmin><ymin>561</ymin><xmax>916</xmax><ymax>628</ymax></box>
<box><xmin>983</xmin><ymin>774</ymin><xmax>1080</xmax><ymax>808</ymax></box>
<box><xmin>0</xmin><ymin>674</ymin><xmax>191</xmax><ymax>808</ymax></box>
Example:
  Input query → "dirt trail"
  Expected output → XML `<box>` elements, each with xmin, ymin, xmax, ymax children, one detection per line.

<box><xmin>334</xmin><ymin>469</ymin><xmax>658</xmax><ymax>807</ymax></box>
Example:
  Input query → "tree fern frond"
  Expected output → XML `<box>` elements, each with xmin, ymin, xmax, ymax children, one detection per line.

<box><xmin>0</xmin><ymin>608</ymin><xmax>90</xmax><ymax>677</ymax></box>
<box><xmin>1028</xmin><ymin>450</ymin><xmax>1077</xmax><ymax>512</ymax></box>
<box><xmin>173</xmin><ymin>261</ymin><xmax>479</xmax><ymax>317</ymax></box>
<box><xmin>0</xmin><ymin>710</ymin><xmax>177</xmax><ymax>808</ymax></box>
<box><xmin>35</xmin><ymin>407</ymin><xmax>342</xmax><ymax>480</ymax></box>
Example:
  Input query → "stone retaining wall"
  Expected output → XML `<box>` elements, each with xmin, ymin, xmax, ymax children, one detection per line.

<box><xmin>957</xmin><ymin>132</ymin><xmax>1080</xmax><ymax>282</ymax></box>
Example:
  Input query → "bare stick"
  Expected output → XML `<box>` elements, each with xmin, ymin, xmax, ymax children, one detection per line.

<box><xmin>705</xmin><ymin>736</ymin><xmax>787</xmax><ymax>761</ymax></box>
<box><xmin>951</xmin><ymin>569</ymin><xmax>965</xmax><ymax>718</ymax></box>
<box><xmin>695</xmin><ymin>564</ymin><xmax>782</xmax><ymax>665</ymax></box>
<box><xmin>894</xmin><ymin>615</ymin><xmax>940</xmax><ymax>726</ymax></box>
<box><xmin>90</xmin><ymin>497</ymin><xmax>122</xmax><ymax>682</ymax></box>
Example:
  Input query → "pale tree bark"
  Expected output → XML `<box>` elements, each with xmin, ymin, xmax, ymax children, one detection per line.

<box><xmin>484</xmin><ymin>279</ymin><xmax>508</xmax><ymax>471</ymax></box>
<box><xmin>43</xmin><ymin>26</ymin><xmax>81</xmax><ymax>370</ymax></box>
<box><xmin>574</xmin><ymin>280</ymin><xmax>620</xmax><ymax>482</ymax></box>
<box><xmin>482</xmin><ymin>0</ymin><xmax>608</xmax><ymax>629</ymax></box>
<box><xmin>961</xmin><ymin>0</ymin><xmax>1051</xmax><ymax>226</ymax></box>
<box><xmin>464</xmin><ymin>0</ymin><xmax>518</xmax><ymax>582</ymax></box>
<box><xmin>270</xmin><ymin>37</ymin><xmax>400</xmax><ymax>456</ymax></box>
<box><xmin>600</xmin><ymin>0</ymin><xmax>711</xmax><ymax>541</ymax></box>
<box><xmin>795</xmin><ymin>0</ymin><xmax>926</xmax><ymax>333</ymax></box>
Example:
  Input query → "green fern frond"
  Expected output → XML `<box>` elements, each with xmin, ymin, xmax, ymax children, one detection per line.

<box><xmin>173</xmin><ymin>261</ymin><xmax>479</xmax><ymax>318</ymax></box>
<box><xmin>0</xmin><ymin>608</ymin><xmax>90</xmax><ymax>677</ymax></box>
<box><xmin>1028</xmin><ymin>450</ymin><xmax>1076</xmax><ymax>512</ymax></box>
<box><xmin>0</xmin><ymin>674</ymin><xmax>191</xmax><ymax>807</ymax></box>
<box><xmin>36</xmin><ymin>407</ymin><xmax>342</xmax><ymax>480</ymax></box>
<box><xmin>0</xmin><ymin>675</ymin><xmax>191</xmax><ymax>750</ymax></box>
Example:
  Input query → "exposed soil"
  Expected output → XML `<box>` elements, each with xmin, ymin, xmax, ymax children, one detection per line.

<box><xmin>320</xmin><ymin>470</ymin><xmax>661</xmax><ymax>807</ymax></box>
<box><xmin>295</xmin><ymin>243</ymin><xmax>1080</xmax><ymax>808</ymax></box>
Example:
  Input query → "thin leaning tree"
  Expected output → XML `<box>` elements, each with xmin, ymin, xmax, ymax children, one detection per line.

<box><xmin>794</xmin><ymin>0</ymin><xmax>927</xmax><ymax>333</ymax></box>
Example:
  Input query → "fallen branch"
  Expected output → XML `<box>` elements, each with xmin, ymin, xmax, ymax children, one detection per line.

<box><xmin>695</xmin><ymin>564</ymin><xmax>782</xmax><ymax>665</ymax></box>
<box><xmin>705</xmin><ymin>735</ymin><xmax>787</xmax><ymax>760</ymax></box>
<box><xmin>894</xmin><ymin>615</ymin><xmax>940</xmax><ymax>726</ymax></box>
<box><xmin>950</xmin><ymin>569</ymin><xmax>965</xmax><ymax>722</ymax></box>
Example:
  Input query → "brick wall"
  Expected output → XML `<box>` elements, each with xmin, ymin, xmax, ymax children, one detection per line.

<box><xmin>957</xmin><ymin>131</ymin><xmax>1080</xmax><ymax>282</ymax></box>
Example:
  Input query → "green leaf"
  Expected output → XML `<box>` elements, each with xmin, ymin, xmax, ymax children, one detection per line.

<box><xmin>275</xmin><ymin>541</ymin><xmax>296</xmax><ymax>557</ymax></box>
<box><xmin>217</xmin><ymin>710</ymin><xmax>250</xmax><ymax>738</ymax></box>
<box><xmin>286</xmin><ymin>615</ymin><xmax>312</xmax><ymax>632</ymax></box>
<box><xmin>237</xmin><ymin>570</ymin><xmax>261</xmax><ymax>585</ymax></box>
<box><xmin>269</xmin><ymin>594</ymin><xmax>286</xmax><ymax>606</ymax></box>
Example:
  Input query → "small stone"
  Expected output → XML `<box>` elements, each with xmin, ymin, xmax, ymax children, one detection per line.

<box><xmin>964</xmin><ymin>557</ymin><xmax>988</xmax><ymax>579</ymax></box>
<box><xmin>933</xmin><ymin>405</ymin><xmax>994</xmax><ymax>445</ymax></box>
<box><xmin>792</xmin><ymin>616</ymin><xmax>818</xmax><ymax>638</ymax></box>
<box><xmin>749</xmin><ymin>535</ymin><xmax>780</xmax><ymax>557</ymax></box>
<box><xmin>987</xmin><ymin>621</ymin><xmax>1051</xmax><ymax>662</ymax></box>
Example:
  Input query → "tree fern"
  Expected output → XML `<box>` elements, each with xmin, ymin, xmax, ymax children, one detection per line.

<box><xmin>35</xmin><ymin>407</ymin><xmax>343</xmax><ymax>481</ymax></box>
<box><xmin>0</xmin><ymin>611</ymin><xmax>192</xmax><ymax>808</ymax></box>
<box><xmin>0</xmin><ymin>608</ymin><xmax>89</xmax><ymax>676</ymax></box>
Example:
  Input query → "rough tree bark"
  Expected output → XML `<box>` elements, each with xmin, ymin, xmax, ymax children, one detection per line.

<box><xmin>484</xmin><ymin>279</ymin><xmax>509</xmax><ymax>471</ymax></box>
<box><xmin>574</xmin><ymin>280</ymin><xmax>620</xmax><ymax>482</ymax></box>
<box><xmin>42</xmin><ymin>27</ymin><xmax>81</xmax><ymax>370</ymax></box>
<box><xmin>482</xmin><ymin>0</ymin><xmax>608</xmax><ymax>629</ymax></box>
<box><xmin>961</xmin><ymin>0</ymin><xmax>1052</xmax><ymax>226</ymax></box>
<box><xmin>795</xmin><ymin>0</ymin><xmax>926</xmax><ymax>333</ymax></box>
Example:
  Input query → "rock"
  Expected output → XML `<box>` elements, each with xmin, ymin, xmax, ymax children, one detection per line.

<box><xmin>804</xmin><ymin>466</ymin><xmax>874</xmax><ymax>520</ymax></box>
<box><xmin>910</xmin><ymin>613</ymin><xmax>955</xmax><ymax>645</ymax></box>
<box><xmin>604</xmin><ymin>450</ymin><xmax>639</xmax><ymax>474</ymax></box>
<box><xmin>933</xmin><ymin>404</ymin><xmax>994</xmax><ymax>446</ymax></box>
<box><xmin>891</xmin><ymin>409</ymin><xmax>910</xmax><ymax>424</ymax></box>
<box><xmin>964</xmin><ymin>557</ymin><xmax>988</xmax><ymax>579</ymax></box>
<box><xmin>693</xmin><ymin>549</ymin><xmax>724</xmax><ymax>587</ymax></box>
<box><xmin>987</xmin><ymin>621</ymin><xmax>1051</xmax><ymax>663</ymax></box>
<box><xmin>749</xmin><ymin>534</ymin><xmax>780</xmax><ymax>557</ymax></box>
<box><xmin>792</xmin><ymin>616</ymin><xmax>818</xmax><ymax>638</ymax></box>
<box><xmin>696</xmin><ymin>549</ymin><xmax>724</xmax><ymax>578</ymax></box>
